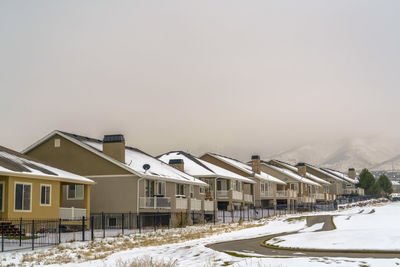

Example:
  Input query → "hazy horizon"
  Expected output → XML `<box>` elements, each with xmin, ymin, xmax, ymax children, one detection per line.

<box><xmin>1</xmin><ymin>1</ymin><xmax>400</xmax><ymax>162</ymax></box>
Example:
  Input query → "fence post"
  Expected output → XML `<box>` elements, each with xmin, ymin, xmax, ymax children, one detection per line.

<box><xmin>128</xmin><ymin>212</ymin><xmax>132</xmax><ymax>230</ymax></box>
<box><xmin>138</xmin><ymin>213</ymin><xmax>141</xmax><ymax>234</ymax></box>
<box><xmin>122</xmin><ymin>213</ymin><xmax>125</xmax><ymax>235</ymax></box>
<box><xmin>102</xmin><ymin>212</ymin><xmax>105</xmax><ymax>238</ymax></box>
<box><xmin>59</xmin><ymin>218</ymin><xmax>62</xmax><ymax>244</ymax></box>
<box><xmin>82</xmin><ymin>216</ymin><xmax>85</xmax><ymax>241</ymax></box>
<box><xmin>223</xmin><ymin>210</ymin><xmax>225</xmax><ymax>223</ymax></box>
<box><xmin>1</xmin><ymin>227</ymin><xmax>4</xmax><ymax>252</ymax></box>
<box><xmin>19</xmin><ymin>217</ymin><xmax>22</xmax><ymax>247</ymax></box>
<box><xmin>213</xmin><ymin>209</ymin><xmax>216</xmax><ymax>225</ymax></box>
<box><xmin>247</xmin><ymin>207</ymin><xmax>250</xmax><ymax>221</ymax></box>
<box><xmin>31</xmin><ymin>219</ymin><xmax>34</xmax><ymax>250</ymax></box>
<box><xmin>90</xmin><ymin>216</ymin><xmax>94</xmax><ymax>241</ymax></box>
<box><xmin>153</xmin><ymin>213</ymin><xmax>156</xmax><ymax>231</ymax></box>
<box><xmin>181</xmin><ymin>211</ymin><xmax>183</xmax><ymax>228</ymax></box>
<box><xmin>192</xmin><ymin>210</ymin><xmax>194</xmax><ymax>225</ymax></box>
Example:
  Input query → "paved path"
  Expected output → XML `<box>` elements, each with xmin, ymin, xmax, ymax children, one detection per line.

<box><xmin>207</xmin><ymin>215</ymin><xmax>400</xmax><ymax>259</ymax></box>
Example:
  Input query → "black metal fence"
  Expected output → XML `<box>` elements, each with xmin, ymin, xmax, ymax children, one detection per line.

<box><xmin>0</xmin><ymin>196</ymin><xmax>378</xmax><ymax>252</ymax></box>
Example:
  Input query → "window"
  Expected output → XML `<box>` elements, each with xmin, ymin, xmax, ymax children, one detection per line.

<box><xmin>261</xmin><ymin>183</ymin><xmax>265</xmax><ymax>193</ymax></box>
<box><xmin>67</xmin><ymin>185</ymin><xmax>84</xmax><ymax>200</ymax></box>
<box><xmin>199</xmin><ymin>186</ymin><xmax>205</xmax><ymax>194</ymax></box>
<box><xmin>54</xmin><ymin>138</ymin><xmax>61</xmax><ymax>148</ymax></box>
<box><xmin>145</xmin><ymin>180</ymin><xmax>155</xmax><ymax>197</ymax></box>
<box><xmin>15</xmin><ymin>183</ymin><xmax>31</xmax><ymax>211</ymax></box>
<box><xmin>323</xmin><ymin>185</ymin><xmax>329</xmax><ymax>193</ymax></box>
<box><xmin>0</xmin><ymin>182</ymin><xmax>4</xmax><ymax>212</ymax></box>
<box><xmin>176</xmin><ymin>184</ymin><xmax>185</xmax><ymax>196</ymax></box>
<box><xmin>189</xmin><ymin>185</ymin><xmax>194</xmax><ymax>198</ymax></box>
<box><xmin>40</xmin><ymin>185</ymin><xmax>51</xmax><ymax>206</ymax></box>
<box><xmin>308</xmin><ymin>185</ymin><xmax>312</xmax><ymax>194</ymax></box>
<box><xmin>156</xmin><ymin>181</ymin><xmax>166</xmax><ymax>196</ymax></box>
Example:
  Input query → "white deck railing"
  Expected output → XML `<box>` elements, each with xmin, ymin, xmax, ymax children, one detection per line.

<box><xmin>176</xmin><ymin>197</ymin><xmax>188</xmax><ymax>210</ymax></box>
<box><xmin>191</xmin><ymin>199</ymin><xmax>202</xmax><ymax>211</ymax></box>
<box><xmin>244</xmin><ymin>194</ymin><xmax>253</xmax><ymax>202</ymax></box>
<box><xmin>260</xmin><ymin>191</ymin><xmax>274</xmax><ymax>197</ymax></box>
<box><xmin>139</xmin><ymin>197</ymin><xmax>171</xmax><ymax>209</ymax></box>
<box><xmin>316</xmin><ymin>193</ymin><xmax>325</xmax><ymax>200</ymax></box>
<box><xmin>216</xmin><ymin>190</ymin><xmax>229</xmax><ymax>198</ymax></box>
<box><xmin>59</xmin><ymin>207</ymin><xmax>86</xmax><ymax>220</ymax></box>
<box><xmin>232</xmin><ymin>191</ymin><xmax>243</xmax><ymax>200</ymax></box>
<box><xmin>204</xmin><ymin>200</ymin><xmax>214</xmax><ymax>211</ymax></box>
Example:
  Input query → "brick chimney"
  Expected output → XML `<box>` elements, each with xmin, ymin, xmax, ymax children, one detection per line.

<box><xmin>251</xmin><ymin>155</ymin><xmax>261</xmax><ymax>174</ymax></box>
<box><xmin>103</xmin><ymin>134</ymin><xmax>126</xmax><ymax>163</ymax></box>
<box><xmin>169</xmin><ymin>159</ymin><xmax>184</xmax><ymax>172</ymax></box>
<box><xmin>348</xmin><ymin>168</ymin><xmax>356</xmax><ymax>179</ymax></box>
<box><xmin>296</xmin><ymin>162</ymin><xmax>306</xmax><ymax>177</ymax></box>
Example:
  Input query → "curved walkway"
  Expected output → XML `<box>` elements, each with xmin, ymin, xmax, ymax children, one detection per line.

<box><xmin>207</xmin><ymin>215</ymin><xmax>400</xmax><ymax>259</ymax></box>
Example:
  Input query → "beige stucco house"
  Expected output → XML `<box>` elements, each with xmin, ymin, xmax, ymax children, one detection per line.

<box><xmin>0</xmin><ymin>145</ymin><xmax>94</xmax><ymax>221</ymax></box>
<box><xmin>158</xmin><ymin>151</ymin><xmax>256</xmax><ymax>211</ymax></box>
<box><xmin>22</xmin><ymin>131</ymin><xmax>207</xmax><ymax>226</ymax></box>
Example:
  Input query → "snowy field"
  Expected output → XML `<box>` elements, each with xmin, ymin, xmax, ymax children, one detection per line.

<box><xmin>2</xmin><ymin>200</ymin><xmax>400</xmax><ymax>267</ymax></box>
<box><xmin>267</xmin><ymin>201</ymin><xmax>400</xmax><ymax>251</ymax></box>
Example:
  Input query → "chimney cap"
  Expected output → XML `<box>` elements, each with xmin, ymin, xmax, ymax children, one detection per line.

<box><xmin>251</xmin><ymin>155</ymin><xmax>260</xmax><ymax>160</ymax></box>
<box><xmin>169</xmin><ymin>159</ymin><xmax>184</xmax><ymax>165</ymax></box>
<box><xmin>349</xmin><ymin>168</ymin><xmax>355</xmax><ymax>171</ymax></box>
<box><xmin>103</xmin><ymin>134</ymin><xmax>125</xmax><ymax>143</ymax></box>
<box><xmin>296</xmin><ymin>162</ymin><xmax>306</xmax><ymax>167</ymax></box>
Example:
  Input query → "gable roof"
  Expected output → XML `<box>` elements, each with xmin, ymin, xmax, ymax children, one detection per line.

<box><xmin>23</xmin><ymin>130</ymin><xmax>207</xmax><ymax>186</ymax></box>
<box><xmin>203</xmin><ymin>153</ymin><xmax>286</xmax><ymax>185</ymax></box>
<box><xmin>260</xmin><ymin>161</ymin><xmax>321</xmax><ymax>187</ymax></box>
<box><xmin>270</xmin><ymin>160</ymin><xmax>330</xmax><ymax>185</ymax></box>
<box><xmin>305</xmin><ymin>164</ymin><xmax>346</xmax><ymax>183</ymax></box>
<box><xmin>158</xmin><ymin>151</ymin><xmax>255</xmax><ymax>184</ymax></box>
<box><xmin>0</xmin><ymin>145</ymin><xmax>95</xmax><ymax>184</ymax></box>
<box><xmin>321</xmin><ymin>168</ymin><xmax>357</xmax><ymax>184</ymax></box>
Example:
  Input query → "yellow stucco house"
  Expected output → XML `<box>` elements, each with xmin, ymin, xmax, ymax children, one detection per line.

<box><xmin>0</xmin><ymin>145</ymin><xmax>95</xmax><ymax>220</ymax></box>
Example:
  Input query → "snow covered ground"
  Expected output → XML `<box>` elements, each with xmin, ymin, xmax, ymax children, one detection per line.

<box><xmin>2</xmin><ymin>200</ymin><xmax>400</xmax><ymax>267</ymax></box>
<box><xmin>267</xmin><ymin>201</ymin><xmax>400</xmax><ymax>251</ymax></box>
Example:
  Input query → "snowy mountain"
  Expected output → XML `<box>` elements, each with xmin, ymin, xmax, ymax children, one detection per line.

<box><xmin>269</xmin><ymin>137</ymin><xmax>400</xmax><ymax>171</ymax></box>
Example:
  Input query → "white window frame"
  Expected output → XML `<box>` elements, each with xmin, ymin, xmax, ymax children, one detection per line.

<box><xmin>0</xmin><ymin>181</ymin><xmax>4</xmax><ymax>212</ymax></box>
<box><xmin>14</xmin><ymin>182</ymin><xmax>32</xmax><ymax>212</ymax></box>
<box><xmin>189</xmin><ymin>185</ymin><xmax>194</xmax><ymax>198</ymax></box>
<box><xmin>176</xmin><ymin>184</ymin><xmax>185</xmax><ymax>197</ymax></box>
<box><xmin>67</xmin><ymin>184</ymin><xmax>84</xmax><ymax>200</ymax></box>
<box><xmin>156</xmin><ymin>181</ymin><xmax>166</xmax><ymax>196</ymax></box>
<box><xmin>54</xmin><ymin>138</ymin><xmax>61</xmax><ymax>148</ymax></box>
<box><xmin>40</xmin><ymin>184</ymin><xmax>52</xmax><ymax>206</ymax></box>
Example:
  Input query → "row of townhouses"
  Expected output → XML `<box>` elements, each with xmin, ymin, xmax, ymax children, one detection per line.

<box><xmin>0</xmin><ymin>130</ymin><xmax>364</xmax><ymax>225</ymax></box>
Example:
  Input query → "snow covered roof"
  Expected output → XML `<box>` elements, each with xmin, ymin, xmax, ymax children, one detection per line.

<box><xmin>305</xmin><ymin>164</ymin><xmax>346</xmax><ymax>183</ymax></box>
<box><xmin>392</xmin><ymin>181</ymin><xmax>400</xmax><ymax>186</ymax></box>
<box><xmin>321</xmin><ymin>168</ymin><xmax>357</xmax><ymax>184</ymax></box>
<box><xmin>0</xmin><ymin>145</ymin><xmax>95</xmax><ymax>184</ymax></box>
<box><xmin>158</xmin><ymin>151</ymin><xmax>255</xmax><ymax>184</ymax></box>
<box><xmin>270</xmin><ymin>160</ymin><xmax>330</xmax><ymax>185</ymax></box>
<box><xmin>23</xmin><ymin>131</ymin><xmax>207</xmax><ymax>186</ymax></box>
<box><xmin>203</xmin><ymin>153</ymin><xmax>286</xmax><ymax>185</ymax></box>
<box><xmin>260</xmin><ymin>161</ymin><xmax>321</xmax><ymax>187</ymax></box>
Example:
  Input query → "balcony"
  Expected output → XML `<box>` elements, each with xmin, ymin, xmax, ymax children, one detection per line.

<box><xmin>232</xmin><ymin>191</ymin><xmax>243</xmax><ymax>201</ymax></box>
<box><xmin>217</xmin><ymin>190</ymin><xmax>229</xmax><ymax>199</ymax></box>
<box><xmin>139</xmin><ymin>197</ymin><xmax>171</xmax><ymax>209</ymax></box>
<box><xmin>204</xmin><ymin>200</ymin><xmax>214</xmax><ymax>211</ymax></box>
<box><xmin>244</xmin><ymin>194</ymin><xmax>253</xmax><ymax>202</ymax></box>
<box><xmin>175</xmin><ymin>197</ymin><xmax>188</xmax><ymax>210</ymax></box>
<box><xmin>59</xmin><ymin>207</ymin><xmax>86</xmax><ymax>220</ymax></box>
<box><xmin>191</xmin><ymin>199</ymin><xmax>202</xmax><ymax>211</ymax></box>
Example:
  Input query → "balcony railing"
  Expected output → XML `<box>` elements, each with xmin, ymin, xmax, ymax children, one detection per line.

<box><xmin>217</xmin><ymin>190</ymin><xmax>229</xmax><ymax>198</ymax></box>
<box><xmin>232</xmin><ymin>191</ymin><xmax>243</xmax><ymax>200</ymax></box>
<box><xmin>244</xmin><ymin>194</ymin><xmax>253</xmax><ymax>202</ymax></box>
<box><xmin>176</xmin><ymin>197</ymin><xmax>188</xmax><ymax>210</ymax></box>
<box><xmin>60</xmin><ymin>207</ymin><xmax>86</xmax><ymax>220</ymax></box>
<box><xmin>204</xmin><ymin>200</ymin><xmax>214</xmax><ymax>211</ymax></box>
<box><xmin>276</xmin><ymin>190</ymin><xmax>297</xmax><ymax>198</ymax></box>
<box><xmin>139</xmin><ymin>197</ymin><xmax>171</xmax><ymax>209</ymax></box>
<box><xmin>343</xmin><ymin>188</ymin><xmax>365</xmax><ymax>196</ymax></box>
<box><xmin>316</xmin><ymin>193</ymin><xmax>325</xmax><ymax>200</ymax></box>
<box><xmin>191</xmin><ymin>199</ymin><xmax>202</xmax><ymax>211</ymax></box>
<box><xmin>260</xmin><ymin>191</ymin><xmax>274</xmax><ymax>197</ymax></box>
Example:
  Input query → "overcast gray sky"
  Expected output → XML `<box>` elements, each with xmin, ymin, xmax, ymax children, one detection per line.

<box><xmin>1</xmin><ymin>1</ymin><xmax>399</xmax><ymax>160</ymax></box>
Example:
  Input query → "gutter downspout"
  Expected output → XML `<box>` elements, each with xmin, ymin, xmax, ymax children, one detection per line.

<box><xmin>137</xmin><ymin>176</ymin><xmax>145</xmax><ymax>214</ymax></box>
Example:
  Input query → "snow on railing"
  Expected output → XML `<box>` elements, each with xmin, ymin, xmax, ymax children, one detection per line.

<box><xmin>244</xmin><ymin>194</ymin><xmax>253</xmax><ymax>202</ymax></box>
<box><xmin>232</xmin><ymin>191</ymin><xmax>243</xmax><ymax>200</ymax></box>
<box><xmin>216</xmin><ymin>190</ymin><xmax>229</xmax><ymax>198</ymax></box>
<box><xmin>204</xmin><ymin>200</ymin><xmax>214</xmax><ymax>211</ymax></box>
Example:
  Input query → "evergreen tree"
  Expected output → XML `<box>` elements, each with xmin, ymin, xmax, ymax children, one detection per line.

<box><xmin>358</xmin><ymin>168</ymin><xmax>376</xmax><ymax>194</ymax></box>
<box><xmin>377</xmin><ymin>174</ymin><xmax>393</xmax><ymax>194</ymax></box>
<box><xmin>369</xmin><ymin>182</ymin><xmax>382</xmax><ymax>195</ymax></box>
